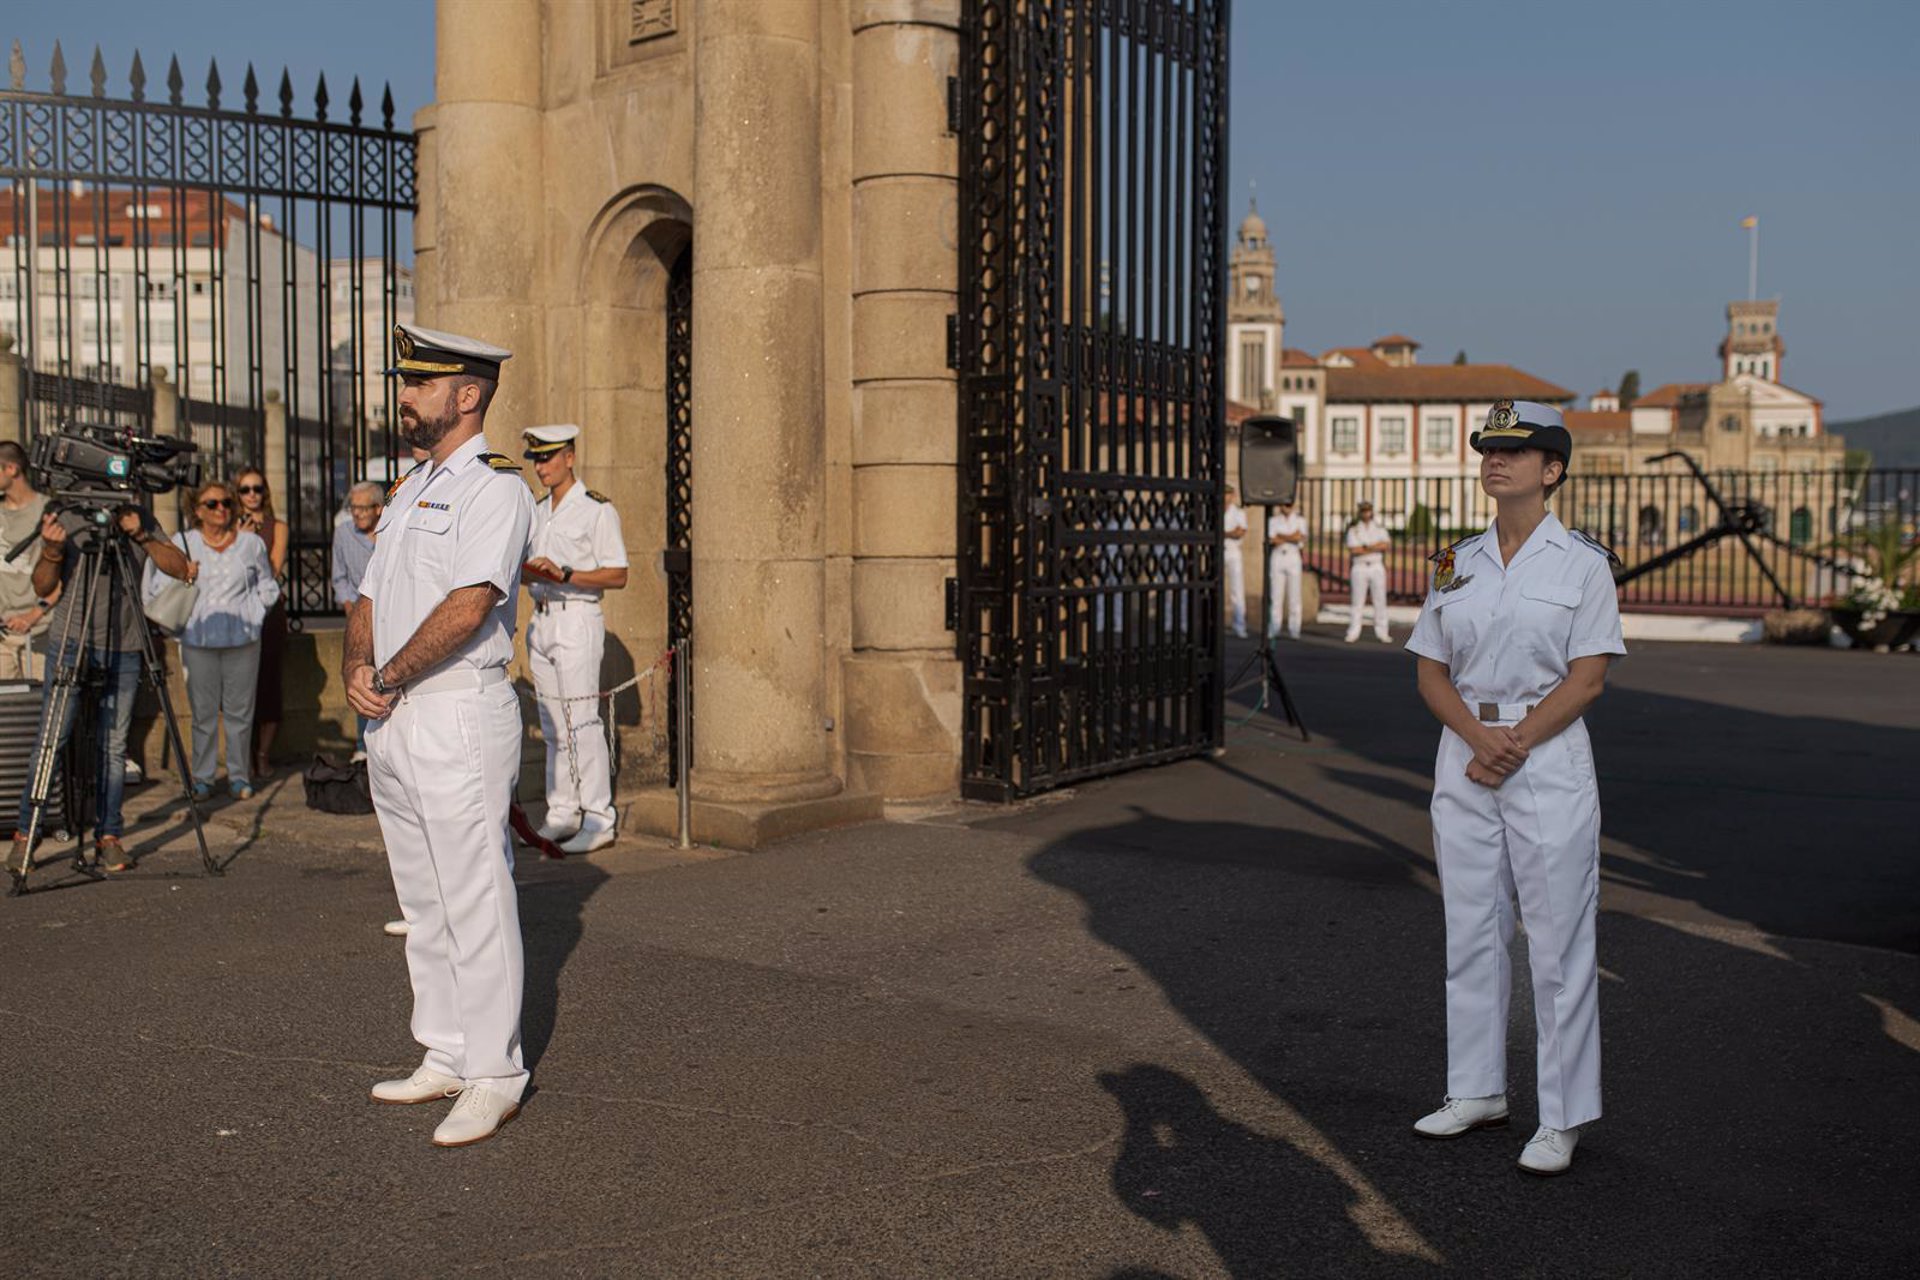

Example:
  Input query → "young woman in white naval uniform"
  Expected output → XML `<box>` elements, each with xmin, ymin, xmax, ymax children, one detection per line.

<box><xmin>1403</xmin><ymin>399</ymin><xmax>1625</xmax><ymax>1177</ymax></box>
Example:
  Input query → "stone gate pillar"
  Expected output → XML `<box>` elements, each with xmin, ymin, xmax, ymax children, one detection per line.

<box><xmin>416</xmin><ymin>0</ymin><xmax>545</xmax><ymax>434</ymax></box>
<box><xmin>844</xmin><ymin>0</ymin><xmax>963</xmax><ymax>797</ymax></box>
<box><xmin>689</xmin><ymin>0</ymin><xmax>841</xmax><ymax>804</ymax></box>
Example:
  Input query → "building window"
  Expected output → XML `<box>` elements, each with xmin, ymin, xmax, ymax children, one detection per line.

<box><xmin>1679</xmin><ymin>504</ymin><xmax>1699</xmax><ymax>535</ymax></box>
<box><xmin>1331</xmin><ymin>417</ymin><xmax>1359</xmax><ymax>455</ymax></box>
<box><xmin>1239</xmin><ymin>336</ymin><xmax>1265</xmax><ymax>404</ymax></box>
<box><xmin>1423</xmin><ymin>416</ymin><xmax>1452</xmax><ymax>453</ymax></box>
<box><xmin>1378</xmin><ymin>416</ymin><xmax>1407</xmax><ymax>455</ymax></box>
<box><xmin>1789</xmin><ymin>507</ymin><xmax>1812</xmax><ymax>545</ymax></box>
<box><xmin>1721</xmin><ymin>415</ymin><xmax>1741</xmax><ymax>433</ymax></box>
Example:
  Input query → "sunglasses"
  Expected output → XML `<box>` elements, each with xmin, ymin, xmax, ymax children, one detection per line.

<box><xmin>200</xmin><ymin>498</ymin><xmax>233</xmax><ymax>509</ymax></box>
<box><xmin>236</xmin><ymin>484</ymin><xmax>266</xmax><ymax>495</ymax></box>
<box><xmin>348</xmin><ymin>503</ymin><xmax>380</xmax><ymax>513</ymax></box>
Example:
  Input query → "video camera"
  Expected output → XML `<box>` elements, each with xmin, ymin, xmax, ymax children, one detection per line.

<box><xmin>29</xmin><ymin>423</ymin><xmax>201</xmax><ymax>502</ymax></box>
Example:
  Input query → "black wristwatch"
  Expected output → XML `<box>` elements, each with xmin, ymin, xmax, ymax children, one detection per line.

<box><xmin>560</xmin><ymin>565</ymin><xmax>574</xmax><ymax>583</ymax></box>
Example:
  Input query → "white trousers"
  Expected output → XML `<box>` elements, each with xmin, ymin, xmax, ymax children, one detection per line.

<box><xmin>366</xmin><ymin>679</ymin><xmax>528</xmax><ymax>1099</ymax></box>
<box><xmin>1267</xmin><ymin>551</ymin><xmax>1302</xmax><ymax>637</ymax></box>
<box><xmin>528</xmin><ymin>604</ymin><xmax>613</xmax><ymax>830</ymax></box>
<box><xmin>1430</xmin><ymin>719</ymin><xmax>1603</xmax><ymax>1130</ymax></box>
<box><xmin>1223</xmin><ymin>546</ymin><xmax>1246</xmax><ymax>633</ymax></box>
<box><xmin>1346</xmin><ymin>560</ymin><xmax>1390</xmax><ymax>640</ymax></box>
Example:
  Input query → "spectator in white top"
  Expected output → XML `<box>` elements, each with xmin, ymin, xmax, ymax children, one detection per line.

<box><xmin>158</xmin><ymin>480</ymin><xmax>282</xmax><ymax>800</ymax></box>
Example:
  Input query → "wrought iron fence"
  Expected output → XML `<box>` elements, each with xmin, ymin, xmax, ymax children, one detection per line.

<box><xmin>956</xmin><ymin>0</ymin><xmax>1232</xmax><ymax>799</ymax></box>
<box><xmin>1281</xmin><ymin>466</ymin><xmax>1919</xmax><ymax>614</ymax></box>
<box><xmin>3</xmin><ymin>39</ymin><xmax>415</xmax><ymax>623</ymax></box>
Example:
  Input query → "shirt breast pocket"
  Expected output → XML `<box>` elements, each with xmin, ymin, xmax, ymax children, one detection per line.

<box><xmin>1435</xmin><ymin>585</ymin><xmax>1487</xmax><ymax>652</ymax></box>
<box><xmin>1519</xmin><ymin>582</ymin><xmax>1583</xmax><ymax>653</ymax></box>
<box><xmin>407</xmin><ymin>507</ymin><xmax>457</xmax><ymax>574</ymax></box>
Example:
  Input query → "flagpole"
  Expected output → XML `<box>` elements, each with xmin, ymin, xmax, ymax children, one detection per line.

<box><xmin>1747</xmin><ymin>219</ymin><xmax>1759</xmax><ymax>300</ymax></box>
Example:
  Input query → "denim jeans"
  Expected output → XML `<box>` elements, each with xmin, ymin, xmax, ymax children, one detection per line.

<box><xmin>15</xmin><ymin>643</ymin><xmax>143</xmax><ymax>839</ymax></box>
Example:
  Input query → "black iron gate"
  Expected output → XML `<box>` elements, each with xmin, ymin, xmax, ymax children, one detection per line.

<box><xmin>955</xmin><ymin>0</ymin><xmax>1231</xmax><ymax>799</ymax></box>
<box><xmin>2</xmin><ymin>40</ymin><xmax>415</xmax><ymax>622</ymax></box>
<box><xmin>663</xmin><ymin>247</ymin><xmax>693</xmax><ymax>782</ymax></box>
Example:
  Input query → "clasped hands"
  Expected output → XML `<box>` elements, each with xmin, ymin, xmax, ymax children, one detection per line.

<box><xmin>1465</xmin><ymin>722</ymin><xmax>1530</xmax><ymax>788</ymax></box>
<box><xmin>346</xmin><ymin>663</ymin><xmax>396</xmax><ymax>720</ymax></box>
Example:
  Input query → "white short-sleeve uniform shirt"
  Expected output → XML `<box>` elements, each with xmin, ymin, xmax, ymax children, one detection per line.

<box><xmin>529</xmin><ymin>483</ymin><xmax>629</xmax><ymax>606</ymax></box>
<box><xmin>360</xmin><ymin>433</ymin><xmax>534</xmax><ymax>673</ymax></box>
<box><xmin>1345</xmin><ymin>518</ymin><xmax>1390</xmax><ymax>566</ymax></box>
<box><xmin>1267</xmin><ymin>509</ymin><xmax>1307</xmax><ymax>562</ymax></box>
<box><xmin>1405</xmin><ymin>513</ymin><xmax>1626</xmax><ymax>705</ymax></box>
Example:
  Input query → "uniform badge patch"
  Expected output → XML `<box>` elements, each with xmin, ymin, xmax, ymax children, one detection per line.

<box><xmin>417</xmin><ymin>500</ymin><xmax>452</xmax><ymax>511</ymax></box>
<box><xmin>1433</xmin><ymin>547</ymin><xmax>1457</xmax><ymax>590</ymax></box>
<box><xmin>1439</xmin><ymin>573</ymin><xmax>1475</xmax><ymax>593</ymax></box>
<box><xmin>1487</xmin><ymin>399</ymin><xmax>1519</xmax><ymax>431</ymax></box>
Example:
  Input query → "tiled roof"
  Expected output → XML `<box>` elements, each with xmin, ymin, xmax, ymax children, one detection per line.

<box><xmin>1565</xmin><ymin>410</ymin><xmax>1630</xmax><ymax>433</ymax></box>
<box><xmin>1324</xmin><ymin>363</ymin><xmax>1574</xmax><ymax>405</ymax></box>
<box><xmin>1633</xmin><ymin>383</ymin><xmax>1711</xmax><ymax>408</ymax></box>
<box><xmin>1323</xmin><ymin>347</ymin><xmax>1389</xmax><ymax>369</ymax></box>
<box><xmin>1225</xmin><ymin>399</ymin><xmax>1260</xmax><ymax>426</ymax></box>
<box><xmin>1280</xmin><ymin>348</ymin><xmax>1320</xmax><ymax>368</ymax></box>
<box><xmin>1372</xmin><ymin>334</ymin><xmax>1421</xmax><ymax>348</ymax></box>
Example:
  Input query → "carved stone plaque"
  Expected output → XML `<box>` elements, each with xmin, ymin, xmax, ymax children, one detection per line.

<box><xmin>630</xmin><ymin>0</ymin><xmax>677</xmax><ymax>44</ymax></box>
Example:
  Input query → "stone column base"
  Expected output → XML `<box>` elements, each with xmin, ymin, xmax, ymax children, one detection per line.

<box><xmin>624</xmin><ymin>786</ymin><xmax>882</xmax><ymax>851</ymax></box>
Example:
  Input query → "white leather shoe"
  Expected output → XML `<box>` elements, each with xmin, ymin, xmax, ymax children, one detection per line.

<box><xmin>1413</xmin><ymin>1094</ymin><xmax>1509</xmax><ymax>1138</ymax></box>
<box><xmin>1518</xmin><ymin>1125</ymin><xmax>1578</xmax><ymax>1175</ymax></box>
<box><xmin>370</xmin><ymin>1067</ymin><xmax>463</xmax><ymax>1105</ymax></box>
<box><xmin>558</xmin><ymin>822</ymin><xmax>615</xmax><ymax>854</ymax></box>
<box><xmin>432</xmin><ymin>1083</ymin><xmax>520</xmax><ymax>1147</ymax></box>
<box><xmin>534</xmin><ymin>818</ymin><xmax>579</xmax><ymax>844</ymax></box>
<box><xmin>382</xmin><ymin>919</ymin><xmax>409</xmax><ymax>937</ymax></box>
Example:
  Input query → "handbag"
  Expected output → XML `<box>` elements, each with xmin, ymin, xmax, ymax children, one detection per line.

<box><xmin>302</xmin><ymin>753</ymin><xmax>375</xmax><ymax>815</ymax></box>
<box><xmin>144</xmin><ymin>574</ymin><xmax>199</xmax><ymax>634</ymax></box>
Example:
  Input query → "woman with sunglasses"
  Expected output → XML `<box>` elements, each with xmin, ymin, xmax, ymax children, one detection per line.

<box><xmin>159</xmin><ymin>481</ymin><xmax>281</xmax><ymax>800</ymax></box>
<box><xmin>233</xmin><ymin>467</ymin><xmax>289</xmax><ymax>779</ymax></box>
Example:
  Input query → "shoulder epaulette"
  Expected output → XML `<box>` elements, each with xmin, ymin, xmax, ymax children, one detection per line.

<box><xmin>385</xmin><ymin>460</ymin><xmax>425</xmax><ymax>501</ymax></box>
<box><xmin>1427</xmin><ymin>532</ymin><xmax>1478</xmax><ymax>564</ymax></box>
<box><xmin>478</xmin><ymin>451</ymin><xmax>522</xmax><ymax>472</ymax></box>
<box><xmin>1569</xmin><ymin>528</ymin><xmax>1621</xmax><ymax>566</ymax></box>
<box><xmin>585</xmin><ymin>488</ymin><xmax>610</xmax><ymax>504</ymax></box>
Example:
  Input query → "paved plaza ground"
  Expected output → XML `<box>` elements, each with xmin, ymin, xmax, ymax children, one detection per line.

<box><xmin>4</xmin><ymin>634</ymin><xmax>1916</xmax><ymax>1277</ymax></box>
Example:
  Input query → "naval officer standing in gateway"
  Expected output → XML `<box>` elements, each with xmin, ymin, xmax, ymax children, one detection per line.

<box><xmin>345</xmin><ymin>323</ymin><xmax>535</xmax><ymax>1148</ymax></box>
<box><xmin>1404</xmin><ymin>399</ymin><xmax>1625</xmax><ymax>1177</ymax></box>
<box><xmin>521</xmin><ymin>424</ymin><xmax>628</xmax><ymax>853</ymax></box>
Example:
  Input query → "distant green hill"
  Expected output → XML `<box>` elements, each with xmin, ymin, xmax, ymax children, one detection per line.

<box><xmin>1830</xmin><ymin>406</ymin><xmax>1920</xmax><ymax>469</ymax></box>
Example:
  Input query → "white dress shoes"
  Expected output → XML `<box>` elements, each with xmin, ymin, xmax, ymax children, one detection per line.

<box><xmin>382</xmin><ymin>919</ymin><xmax>409</xmax><ymax>937</ymax></box>
<box><xmin>558</xmin><ymin>821</ymin><xmax>615</xmax><ymax>855</ymax></box>
<box><xmin>533</xmin><ymin>818</ymin><xmax>579</xmax><ymax>845</ymax></box>
<box><xmin>1518</xmin><ymin>1125</ymin><xmax>1579</xmax><ymax>1176</ymax></box>
<box><xmin>370</xmin><ymin>1067</ymin><xmax>464</xmax><ymax>1105</ymax></box>
<box><xmin>432</xmin><ymin>1083</ymin><xmax>520</xmax><ymax>1148</ymax></box>
<box><xmin>1413</xmin><ymin>1094</ymin><xmax>1510</xmax><ymax>1138</ymax></box>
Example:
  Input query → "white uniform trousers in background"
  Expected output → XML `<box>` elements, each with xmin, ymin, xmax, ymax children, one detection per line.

<box><xmin>1267</xmin><ymin>551</ymin><xmax>1302</xmax><ymax>638</ymax></box>
<box><xmin>1346</xmin><ymin>560</ymin><xmax>1390</xmax><ymax>641</ymax></box>
<box><xmin>366</xmin><ymin>677</ymin><xmax>528</xmax><ymax>1101</ymax></box>
<box><xmin>528</xmin><ymin>601</ymin><xmax>613</xmax><ymax>831</ymax></box>
<box><xmin>1223</xmin><ymin>544</ymin><xmax>1246</xmax><ymax>635</ymax></box>
<box><xmin>1430</xmin><ymin>717</ymin><xmax>1603</xmax><ymax>1131</ymax></box>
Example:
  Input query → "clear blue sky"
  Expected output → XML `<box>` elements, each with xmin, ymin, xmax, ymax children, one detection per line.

<box><xmin>11</xmin><ymin>1</ymin><xmax>1915</xmax><ymax>419</ymax></box>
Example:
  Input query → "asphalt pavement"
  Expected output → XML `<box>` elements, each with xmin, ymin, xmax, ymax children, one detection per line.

<box><xmin>3</xmin><ymin>632</ymin><xmax>1916</xmax><ymax>1278</ymax></box>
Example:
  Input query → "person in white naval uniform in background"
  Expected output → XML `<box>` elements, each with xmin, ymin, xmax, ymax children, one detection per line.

<box><xmin>345</xmin><ymin>323</ymin><xmax>535</xmax><ymax>1149</ymax></box>
<box><xmin>1344</xmin><ymin>499</ymin><xmax>1392</xmax><ymax>643</ymax></box>
<box><xmin>1265</xmin><ymin>496</ymin><xmax>1306</xmax><ymax>640</ymax></box>
<box><xmin>1222</xmin><ymin>485</ymin><xmax>1248</xmax><ymax>639</ymax></box>
<box><xmin>520</xmin><ymin>424</ymin><xmax>629</xmax><ymax>854</ymax></box>
<box><xmin>1404</xmin><ymin>399</ymin><xmax>1625</xmax><ymax>1177</ymax></box>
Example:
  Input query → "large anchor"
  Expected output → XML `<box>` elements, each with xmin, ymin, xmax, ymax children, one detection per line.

<box><xmin>1613</xmin><ymin>451</ymin><xmax>1797</xmax><ymax>607</ymax></box>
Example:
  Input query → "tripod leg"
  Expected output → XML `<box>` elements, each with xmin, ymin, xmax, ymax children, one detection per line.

<box><xmin>1263</xmin><ymin>647</ymin><xmax>1309</xmax><ymax>742</ymax></box>
<box><xmin>112</xmin><ymin>541</ymin><xmax>220</xmax><ymax>877</ymax></box>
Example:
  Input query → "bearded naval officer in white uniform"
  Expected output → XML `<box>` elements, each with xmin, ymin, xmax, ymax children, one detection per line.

<box><xmin>1404</xmin><ymin>399</ymin><xmax>1626</xmax><ymax>1177</ymax></box>
<box><xmin>345</xmin><ymin>323</ymin><xmax>535</xmax><ymax>1148</ymax></box>
<box><xmin>521</xmin><ymin>424</ymin><xmax>628</xmax><ymax>854</ymax></box>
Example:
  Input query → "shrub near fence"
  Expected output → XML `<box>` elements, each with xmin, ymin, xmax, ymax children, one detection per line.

<box><xmin>1289</xmin><ymin>468</ymin><xmax>1919</xmax><ymax>616</ymax></box>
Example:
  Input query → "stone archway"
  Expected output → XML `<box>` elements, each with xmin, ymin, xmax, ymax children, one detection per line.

<box><xmin>570</xmin><ymin>185</ymin><xmax>692</xmax><ymax>784</ymax></box>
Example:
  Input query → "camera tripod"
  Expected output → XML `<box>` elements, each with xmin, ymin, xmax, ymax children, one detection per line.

<box><xmin>1225</xmin><ymin>503</ymin><xmax>1308</xmax><ymax>740</ymax></box>
<box><xmin>5</xmin><ymin>516</ymin><xmax>216</xmax><ymax>895</ymax></box>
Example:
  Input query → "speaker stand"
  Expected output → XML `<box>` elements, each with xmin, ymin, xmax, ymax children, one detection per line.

<box><xmin>1226</xmin><ymin>504</ymin><xmax>1308</xmax><ymax>741</ymax></box>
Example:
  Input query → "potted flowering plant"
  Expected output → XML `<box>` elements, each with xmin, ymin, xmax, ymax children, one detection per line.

<box><xmin>1828</xmin><ymin>521</ymin><xmax>1920</xmax><ymax>650</ymax></box>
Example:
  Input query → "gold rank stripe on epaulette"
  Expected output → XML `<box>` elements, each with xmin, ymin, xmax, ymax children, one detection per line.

<box><xmin>478</xmin><ymin>451</ymin><xmax>522</xmax><ymax>472</ymax></box>
<box><xmin>585</xmin><ymin>488</ymin><xmax>610</xmax><ymax>504</ymax></box>
<box><xmin>1570</xmin><ymin>528</ymin><xmax>1622</xmax><ymax>566</ymax></box>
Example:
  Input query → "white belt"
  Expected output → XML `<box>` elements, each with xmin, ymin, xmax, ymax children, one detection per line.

<box><xmin>1470</xmin><ymin>699</ymin><xmax>1537</xmax><ymax>723</ymax></box>
<box><xmin>402</xmin><ymin>665</ymin><xmax>508</xmax><ymax>699</ymax></box>
<box><xmin>533</xmin><ymin>596</ymin><xmax>600</xmax><ymax>613</ymax></box>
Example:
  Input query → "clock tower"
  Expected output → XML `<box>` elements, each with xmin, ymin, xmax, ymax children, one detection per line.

<box><xmin>1227</xmin><ymin>198</ymin><xmax>1283</xmax><ymax>409</ymax></box>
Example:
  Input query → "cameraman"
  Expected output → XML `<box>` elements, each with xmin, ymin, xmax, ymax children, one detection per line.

<box><xmin>7</xmin><ymin>504</ymin><xmax>190</xmax><ymax>874</ymax></box>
